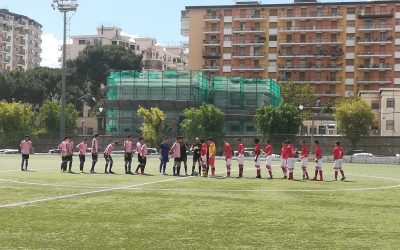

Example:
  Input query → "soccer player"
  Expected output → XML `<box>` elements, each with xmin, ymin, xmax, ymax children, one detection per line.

<box><xmin>300</xmin><ymin>140</ymin><xmax>310</xmax><ymax>180</ymax></box>
<box><xmin>124</xmin><ymin>135</ymin><xmax>133</xmax><ymax>174</ymax></box>
<box><xmin>254</xmin><ymin>138</ymin><xmax>262</xmax><ymax>178</ymax></box>
<box><xmin>171</xmin><ymin>137</ymin><xmax>181</xmax><ymax>176</ymax></box>
<box><xmin>135</xmin><ymin>137</ymin><xmax>144</xmax><ymax>174</ymax></box>
<box><xmin>76</xmin><ymin>138</ymin><xmax>88</xmax><ymax>173</ymax></box>
<box><xmin>190</xmin><ymin>138</ymin><xmax>201</xmax><ymax>176</ymax></box>
<box><xmin>286</xmin><ymin>140</ymin><xmax>295</xmax><ymax>180</ymax></box>
<box><xmin>180</xmin><ymin>137</ymin><xmax>188</xmax><ymax>175</ymax></box>
<box><xmin>200</xmin><ymin>138</ymin><xmax>208</xmax><ymax>177</ymax></box>
<box><xmin>66</xmin><ymin>136</ymin><xmax>74</xmax><ymax>173</ymax></box>
<box><xmin>237</xmin><ymin>138</ymin><xmax>244</xmax><ymax>178</ymax></box>
<box><xmin>159</xmin><ymin>137</ymin><xmax>169</xmax><ymax>175</ymax></box>
<box><xmin>333</xmin><ymin>141</ymin><xmax>346</xmax><ymax>181</ymax></box>
<box><xmin>90</xmin><ymin>134</ymin><xmax>99</xmax><ymax>174</ymax></box>
<box><xmin>265</xmin><ymin>140</ymin><xmax>273</xmax><ymax>179</ymax></box>
<box><xmin>224</xmin><ymin>140</ymin><xmax>232</xmax><ymax>177</ymax></box>
<box><xmin>139</xmin><ymin>140</ymin><xmax>148</xmax><ymax>175</ymax></box>
<box><xmin>58</xmin><ymin>137</ymin><xmax>68</xmax><ymax>172</ymax></box>
<box><xmin>104</xmin><ymin>141</ymin><xmax>118</xmax><ymax>174</ymax></box>
<box><xmin>19</xmin><ymin>135</ymin><xmax>32</xmax><ymax>171</ymax></box>
<box><xmin>312</xmin><ymin>140</ymin><xmax>323</xmax><ymax>181</ymax></box>
<box><xmin>280</xmin><ymin>141</ymin><xmax>288</xmax><ymax>179</ymax></box>
<box><xmin>208</xmin><ymin>137</ymin><xmax>216</xmax><ymax>177</ymax></box>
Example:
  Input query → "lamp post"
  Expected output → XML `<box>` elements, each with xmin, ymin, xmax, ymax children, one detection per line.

<box><xmin>99</xmin><ymin>107</ymin><xmax>104</xmax><ymax>134</ymax></box>
<box><xmin>299</xmin><ymin>104</ymin><xmax>314</xmax><ymax>145</ymax></box>
<box><xmin>52</xmin><ymin>0</ymin><xmax>78</xmax><ymax>141</ymax></box>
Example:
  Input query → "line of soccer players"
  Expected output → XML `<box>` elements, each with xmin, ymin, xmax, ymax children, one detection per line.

<box><xmin>18</xmin><ymin>134</ymin><xmax>346</xmax><ymax>181</ymax></box>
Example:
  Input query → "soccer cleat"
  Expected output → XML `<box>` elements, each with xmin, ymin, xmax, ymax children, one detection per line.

<box><xmin>268</xmin><ymin>176</ymin><xmax>273</xmax><ymax>180</ymax></box>
<box><xmin>333</xmin><ymin>179</ymin><xmax>337</xmax><ymax>181</ymax></box>
<box><xmin>104</xmin><ymin>171</ymin><xmax>109</xmax><ymax>174</ymax></box>
<box><xmin>311</xmin><ymin>178</ymin><xmax>317</xmax><ymax>181</ymax></box>
<box><xmin>109</xmin><ymin>171</ymin><xmax>116</xmax><ymax>174</ymax></box>
<box><xmin>283</xmin><ymin>176</ymin><xmax>287</xmax><ymax>179</ymax></box>
<box><xmin>256</xmin><ymin>176</ymin><xmax>261</xmax><ymax>179</ymax></box>
<box><xmin>341</xmin><ymin>177</ymin><xmax>346</xmax><ymax>181</ymax></box>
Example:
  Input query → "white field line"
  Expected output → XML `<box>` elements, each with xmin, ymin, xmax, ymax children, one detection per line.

<box><xmin>0</xmin><ymin>176</ymin><xmax>196</xmax><ymax>208</ymax></box>
<box><xmin>0</xmin><ymin>168</ymin><xmax>55</xmax><ymax>173</ymax></box>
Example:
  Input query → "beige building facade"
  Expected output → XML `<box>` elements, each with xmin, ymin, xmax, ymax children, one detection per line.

<box><xmin>0</xmin><ymin>9</ymin><xmax>42</xmax><ymax>71</ymax></box>
<box><xmin>360</xmin><ymin>88</ymin><xmax>400</xmax><ymax>136</ymax></box>
<box><xmin>182</xmin><ymin>0</ymin><xmax>400</xmax><ymax>105</ymax></box>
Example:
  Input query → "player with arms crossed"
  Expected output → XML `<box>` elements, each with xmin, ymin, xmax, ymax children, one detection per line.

<box><xmin>224</xmin><ymin>140</ymin><xmax>233</xmax><ymax>178</ymax></box>
<box><xmin>254</xmin><ymin>138</ymin><xmax>262</xmax><ymax>178</ymax></box>
<box><xmin>237</xmin><ymin>138</ymin><xmax>245</xmax><ymax>178</ymax></box>
<box><xmin>312</xmin><ymin>140</ymin><xmax>323</xmax><ymax>181</ymax></box>
<box><xmin>76</xmin><ymin>138</ymin><xmax>88</xmax><ymax>173</ymax></box>
<box><xmin>19</xmin><ymin>135</ymin><xmax>32</xmax><ymax>171</ymax></box>
<box><xmin>190</xmin><ymin>138</ymin><xmax>201</xmax><ymax>176</ymax></box>
<box><xmin>299</xmin><ymin>140</ymin><xmax>310</xmax><ymax>180</ymax></box>
<box><xmin>333</xmin><ymin>141</ymin><xmax>346</xmax><ymax>181</ymax></box>
<box><xmin>280</xmin><ymin>141</ymin><xmax>288</xmax><ymax>179</ymax></box>
<box><xmin>286</xmin><ymin>140</ymin><xmax>295</xmax><ymax>180</ymax></box>
<box><xmin>265</xmin><ymin>140</ymin><xmax>273</xmax><ymax>179</ymax></box>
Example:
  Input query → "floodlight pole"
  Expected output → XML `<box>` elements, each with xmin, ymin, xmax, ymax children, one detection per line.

<box><xmin>52</xmin><ymin>0</ymin><xmax>78</xmax><ymax>141</ymax></box>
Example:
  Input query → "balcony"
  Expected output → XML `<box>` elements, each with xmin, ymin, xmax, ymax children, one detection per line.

<box><xmin>279</xmin><ymin>26</ymin><xmax>342</xmax><ymax>33</ymax></box>
<box><xmin>278</xmin><ymin>64</ymin><xmax>342</xmax><ymax>71</ymax></box>
<box><xmin>17</xmin><ymin>60</ymin><xmax>25</xmax><ymax>65</ymax></box>
<box><xmin>1</xmin><ymin>37</ymin><xmax>10</xmax><ymax>43</ymax></box>
<box><xmin>202</xmin><ymin>52</ymin><xmax>221</xmax><ymax>59</ymax></box>
<box><xmin>231</xmin><ymin>39</ymin><xmax>265</xmax><ymax>46</ymax></box>
<box><xmin>203</xmin><ymin>28</ymin><xmax>221</xmax><ymax>34</ymax></box>
<box><xmin>357</xmin><ymin>51</ymin><xmax>392</xmax><ymax>57</ymax></box>
<box><xmin>232</xmin><ymin>27</ymin><xmax>264</xmax><ymax>34</ymax></box>
<box><xmin>233</xmin><ymin>15</ymin><xmax>266</xmax><ymax>21</ymax></box>
<box><xmin>232</xmin><ymin>65</ymin><xmax>265</xmax><ymax>71</ymax></box>
<box><xmin>357</xmin><ymin>78</ymin><xmax>392</xmax><ymax>84</ymax></box>
<box><xmin>203</xmin><ymin>40</ymin><xmax>220</xmax><ymax>46</ymax></box>
<box><xmin>278</xmin><ymin>51</ymin><xmax>343</xmax><ymax>58</ymax></box>
<box><xmin>203</xmin><ymin>65</ymin><xmax>220</xmax><ymax>71</ymax></box>
<box><xmin>279</xmin><ymin>39</ymin><xmax>341</xmax><ymax>45</ymax></box>
<box><xmin>358</xmin><ymin>25</ymin><xmax>392</xmax><ymax>31</ymax></box>
<box><xmin>358</xmin><ymin>11</ymin><xmax>393</xmax><ymax>19</ymax></box>
<box><xmin>204</xmin><ymin>14</ymin><xmax>222</xmax><ymax>22</ymax></box>
<box><xmin>279</xmin><ymin>77</ymin><xmax>342</xmax><ymax>84</ymax></box>
<box><xmin>356</xmin><ymin>37</ymin><xmax>393</xmax><ymax>44</ymax></box>
<box><xmin>315</xmin><ymin>91</ymin><xmax>341</xmax><ymax>97</ymax></box>
<box><xmin>278</xmin><ymin>11</ymin><xmax>343</xmax><ymax>20</ymax></box>
<box><xmin>357</xmin><ymin>64</ymin><xmax>392</xmax><ymax>71</ymax></box>
<box><xmin>232</xmin><ymin>52</ymin><xmax>265</xmax><ymax>58</ymax></box>
<box><xmin>17</xmin><ymin>50</ymin><xmax>26</xmax><ymax>56</ymax></box>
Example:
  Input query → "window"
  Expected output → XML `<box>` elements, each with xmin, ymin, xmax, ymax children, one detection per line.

<box><xmin>269</xmin><ymin>35</ymin><xmax>277</xmax><ymax>41</ymax></box>
<box><xmin>347</xmin><ymin>20</ymin><xmax>355</xmax><ymax>27</ymax></box>
<box><xmin>224</xmin><ymin>10</ymin><xmax>232</xmax><ymax>16</ymax></box>
<box><xmin>386</xmin><ymin>120</ymin><xmax>394</xmax><ymax>130</ymax></box>
<box><xmin>246</xmin><ymin>126</ymin><xmax>255</xmax><ymax>132</ymax></box>
<box><xmin>231</xmin><ymin>125</ymin><xmax>241</xmax><ymax>132</ymax></box>
<box><xmin>269</xmin><ymin>9</ymin><xmax>277</xmax><ymax>16</ymax></box>
<box><xmin>371</xmin><ymin>101</ymin><xmax>379</xmax><ymax>110</ymax></box>
<box><xmin>319</xmin><ymin>126</ymin><xmax>326</xmax><ymax>135</ymax></box>
<box><xmin>78</xmin><ymin>40</ymin><xmax>86</xmax><ymax>45</ymax></box>
<box><xmin>247</xmin><ymin>99</ymin><xmax>257</xmax><ymax>105</ymax></box>
<box><xmin>387</xmin><ymin>98</ymin><xmax>395</xmax><ymax>108</ymax></box>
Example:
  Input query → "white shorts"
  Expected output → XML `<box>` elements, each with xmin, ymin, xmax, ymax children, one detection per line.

<box><xmin>287</xmin><ymin>158</ymin><xmax>295</xmax><ymax>170</ymax></box>
<box><xmin>315</xmin><ymin>159</ymin><xmax>323</xmax><ymax>169</ymax></box>
<box><xmin>280</xmin><ymin>159</ymin><xmax>287</xmax><ymax>168</ymax></box>
<box><xmin>265</xmin><ymin>155</ymin><xmax>272</xmax><ymax>167</ymax></box>
<box><xmin>301</xmin><ymin>158</ymin><xmax>308</xmax><ymax>167</ymax></box>
<box><xmin>254</xmin><ymin>156</ymin><xmax>261</xmax><ymax>167</ymax></box>
<box><xmin>333</xmin><ymin>159</ymin><xmax>343</xmax><ymax>170</ymax></box>
<box><xmin>201</xmin><ymin>156</ymin><xmax>207</xmax><ymax>165</ymax></box>
<box><xmin>225</xmin><ymin>158</ymin><xmax>232</xmax><ymax>166</ymax></box>
<box><xmin>237</xmin><ymin>156</ymin><xmax>244</xmax><ymax>165</ymax></box>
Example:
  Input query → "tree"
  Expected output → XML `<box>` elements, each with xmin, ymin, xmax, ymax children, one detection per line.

<box><xmin>72</xmin><ymin>45</ymin><xmax>143</xmax><ymax>101</ymax></box>
<box><xmin>181</xmin><ymin>104</ymin><xmax>225</xmax><ymax>141</ymax></box>
<box><xmin>0</xmin><ymin>101</ymin><xmax>36</xmax><ymax>143</ymax></box>
<box><xmin>335</xmin><ymin>97</ymin><xmax>375</xmax><ymax>147</ymax></box>
<box><xmin>38</xmin><ymin>100</ymin><xmax>79</xmax><ymax>133</ymax></box>
<box><xmin>137</xmin><ymin>106</ymin><xmax>166</xmax><ymax>146</ymax></box>
<box><xmin>254</xmin><ymin>103</ymin><xmax>303</xmax><ymax>138</ymax></box>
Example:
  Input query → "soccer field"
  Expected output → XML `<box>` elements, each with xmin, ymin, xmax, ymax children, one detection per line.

<box><xmin>0</xmin><ymin>154</ymin><xmax>399</xmax><ymax>249</ymax></box>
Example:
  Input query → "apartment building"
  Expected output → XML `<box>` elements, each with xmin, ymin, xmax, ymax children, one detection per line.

<box><xmin>0</xmin><ymin>9</ymin><xmax>42</xmax><ymax>71</ymax></box>
<box><xmin>66</xmin><ymin>26</ymin><xmax>187</xmax><ymax>71</ymax></box>
<box><xmin>66</xmin><ymin>26</ymin><xmax>141</xmax><ymax>61</ymax></box>
<box><xmin>360</xmin><ymin>88</ymin><xmax>400</xmax><ymax>136</ymax></box>
<box><xmin>182</xmin><ymin>0</ymin><xmax>400</xmax><ymax>104</ymax></box>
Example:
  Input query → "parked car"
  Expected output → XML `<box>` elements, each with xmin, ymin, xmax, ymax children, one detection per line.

<box><xmin>147</xmin><ymin>148</ymin><xmax>159</xmax><ymax>155</ymax></box>
<box><xmin>0</xmin><ymin>149</ymin><xmax>19</xmax><ymax>154</ymax></box>
<box><xmin>345</xmin><ymin>149</ymin><xmax>364</xmax><ymax>156</ymax></box>
<box><xmin>352</xmin><ymin>153</ymin><xmax>374</xmax><ymax>157</ymax></box>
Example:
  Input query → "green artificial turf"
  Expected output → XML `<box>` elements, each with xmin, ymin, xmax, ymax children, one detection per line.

<box><xmin>0</xmin><ymin>154</ymin><xmax>399</xmax><ymax>249</ymax></box>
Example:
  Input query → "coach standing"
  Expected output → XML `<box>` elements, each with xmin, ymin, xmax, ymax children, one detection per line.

<box><xmin>90</xmin><ymin>134</ymin><xmax>99</xmax><ymax>174</ymax></box>
<box><xmin>20</xmin><ymin>135</ymin><xmax>32</xmax><ymax>171</ymax></box>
